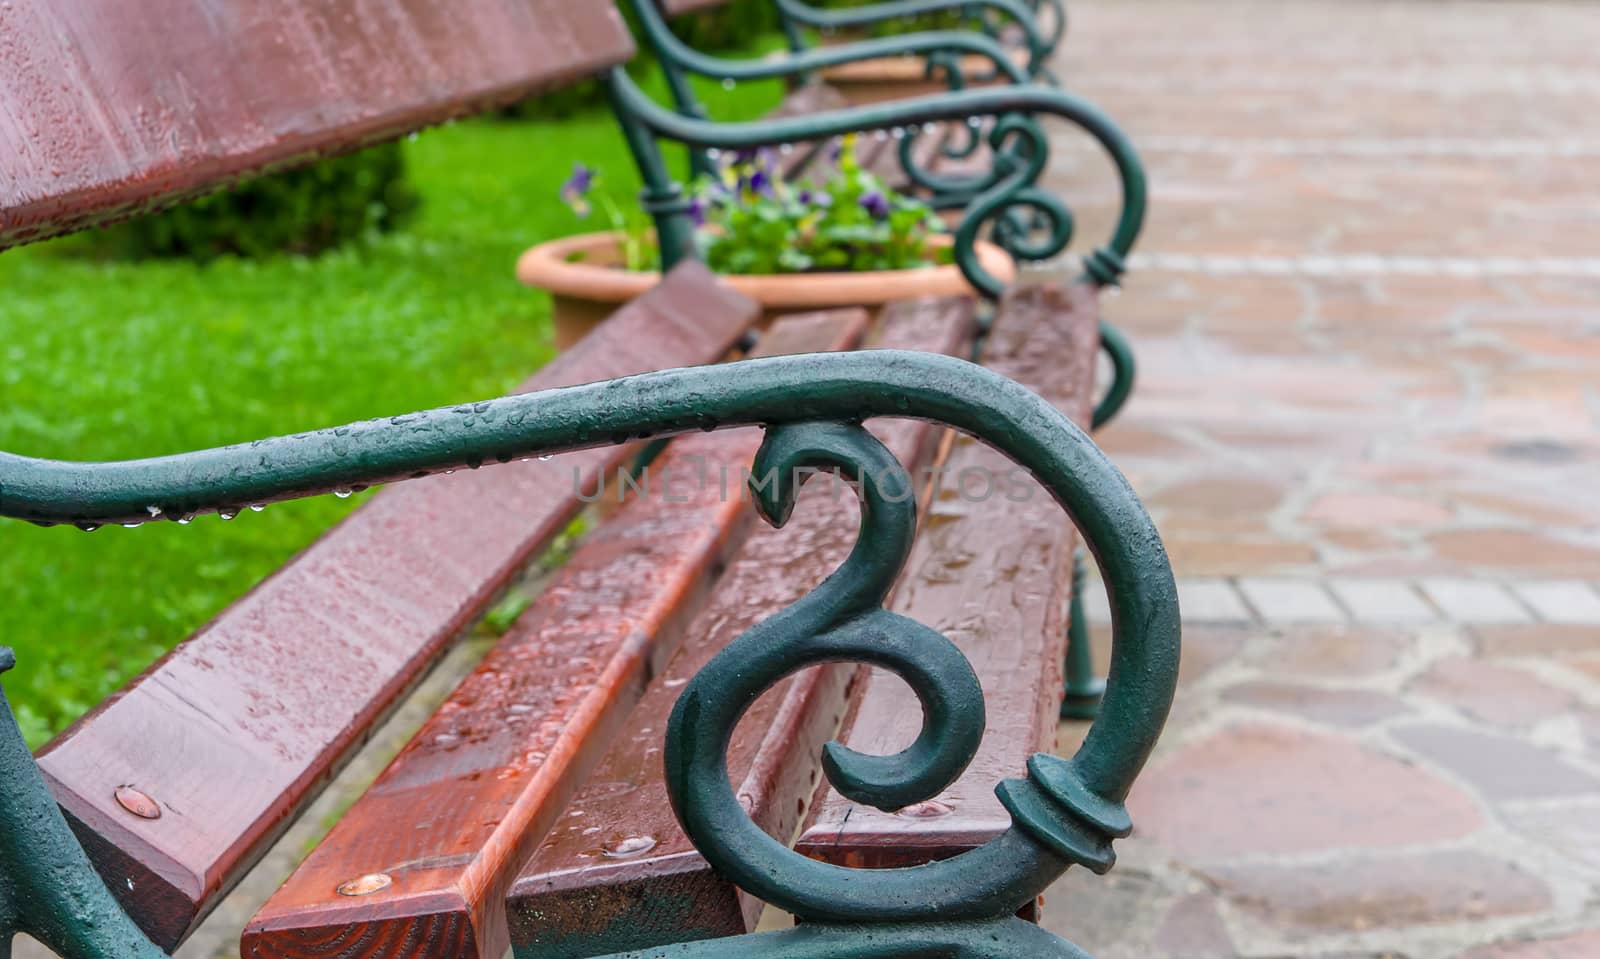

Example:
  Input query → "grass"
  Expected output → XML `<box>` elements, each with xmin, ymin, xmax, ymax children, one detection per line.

<box><xmin>0</xmin><ymin>68</ymin><xmax>784</xmax><ymax>747</ymax></box>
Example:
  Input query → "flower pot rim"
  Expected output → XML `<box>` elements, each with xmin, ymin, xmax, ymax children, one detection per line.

<box><xmin>516</xmin><ymin>230</ymin><xmax>1015</xmax><ymax>309</ymax></box>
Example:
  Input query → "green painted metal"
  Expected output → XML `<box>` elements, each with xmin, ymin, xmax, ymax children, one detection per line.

<box><xmin>0</xmin><ymin>347</ymin><xmax>1178</xmax><ymax>959</ymax></box>
<box><xmin>1092</xmin><ymin>319</ymin><xmax>1135</xmax><ymax>430</ymax></box>
<box><xmin>771</xmin><ymin>0</ymin><xmax>1052</xmax><ymax>75</ymax></box>
<box><xmin>0</xmin><ymin>650</ymin><xmax>169</xmax><ymax>959</ymax></box>
<box><xmin>601</xmin><ymin>67</ymin><xmax>1146</xmax><ymax>296</ymax></box>
<box><xmin>1060</xmin><ymin>551</ymin><xmax>1104</xmax><ymax>720</ymax></box>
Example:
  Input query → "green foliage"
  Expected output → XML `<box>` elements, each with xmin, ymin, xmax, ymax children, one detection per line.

<box><xmin>694</xmin><ymin>135</ymin><xmax>946</xmax><ymax>274</ymax></box>
<box><xmin>92</xmin><ymin>143</ymin><xmax>418</xmax><ymax>260</ymax></box>
<box><xmin>0</xmin><ymin>64</ymin><xmax>784</xmax><ymax>747</ymax></box>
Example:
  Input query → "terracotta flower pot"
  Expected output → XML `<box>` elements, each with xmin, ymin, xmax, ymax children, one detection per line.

<box><xmin>516</xmin><ymin>231</ymin><xmax>1015</xmax><ymax>350</ymax></box>
<box><xmin>814</xmin><ymin>47</ymin><xmax>1032</xmax><ymax>107</ymax></box>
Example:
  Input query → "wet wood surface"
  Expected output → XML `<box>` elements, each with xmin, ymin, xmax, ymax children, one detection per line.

<box><xmin>239</xmin><ymin>309</ymin><xmax>871</xmax><ymax>959</ymax></box>
<box><xmin>36</xmin><ymin>263</ymin><xmax>756</xmax><ymax>951</ymax></box>
<box><xmin>0</xmin><ymin>0</ymin><xmax>634</xmax><ymax>250</ymax></box>
<box><xmin>505</xmin><ymin>297</ymin><xmax>977</xmax><ymax>958</ymax></box>
<box><xmin>794</xmin><ymin>283</ymin><xmax>1101</xmax><ymax>923</ymax></box>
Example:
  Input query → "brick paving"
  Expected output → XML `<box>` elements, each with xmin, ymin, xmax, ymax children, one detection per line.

<box><xmin>1042</xmin><ymin>2</ymin><xmax>1600</xmax><ymax>957</ymax></box>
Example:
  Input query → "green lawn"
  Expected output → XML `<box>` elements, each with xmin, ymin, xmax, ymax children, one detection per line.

<box><xmin>0</xmin><ymin>70</ymin><xmax>783</xmax><ymax>747</ymax></box>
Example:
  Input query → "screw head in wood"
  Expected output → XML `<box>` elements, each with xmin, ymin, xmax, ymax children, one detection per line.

<box><xmin>337</xmin><ymin>873</ymin><xmax>392</xmax><ymax>897</ymax></box>
<box><xmin>113</xmin><ymin>786</ymin><xmax>161</xmax><ymax>820</ymax></box>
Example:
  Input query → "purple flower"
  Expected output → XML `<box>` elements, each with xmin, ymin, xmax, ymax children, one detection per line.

<box><xmin>860</xmin><ymin>191</ymin><xmax>890</xmax><ymax>220</ymax></box>
<box><xmin>687</xmin><ymin>195</ymin><xmax>707</xmax><ymax>226</ymax></box>
<box><xmin>560</xmin><ymin>162</ymin><xmax>596</xmax><ymax>218</ymax></box>
<box><xmin>748</xmin><ymin>168</ymin><xmax>772</xmax><ymax>196</ymax></box>
<box><xmin>797</xmin><ymin>189</ymin><xmax>832</xmax><ymax>208</ymax></box>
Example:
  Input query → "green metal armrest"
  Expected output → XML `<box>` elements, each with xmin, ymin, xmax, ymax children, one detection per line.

<box><xmin>772</xmin><ymin>0</ymin><xmax>1057</xmax><ymax>77</ymax></box>
<box><xmin>0</xmin><ymin>346</ymin><xmax>1177</xmax><ymax>959</ymax></box>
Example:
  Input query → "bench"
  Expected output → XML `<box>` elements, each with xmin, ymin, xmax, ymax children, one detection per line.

<box><xmin>0</xmin><ymin>4</ymin><xmax>1179</xmax><ymax>959</ymax></box>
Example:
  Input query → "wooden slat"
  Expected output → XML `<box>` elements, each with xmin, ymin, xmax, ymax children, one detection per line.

<box><xmin>0</xmin><ymin>0</ymin><xmax>635</xmax><ymax>250</ymax></box>
<box><xmin>794</xmin><ymin>283</ymin><xmax>1101</xmax><ymax>920</ymax></box>
<box><xmin>35</xmin><ymin>262</ymin><xmax>756</xmax><ymax>951</ymax></box>
<box><xmin>505</xmin><ymin>297</ymin><xmax>977</xmax><ymax>959</ymax></box>
<box><xmin>239</xmin><ymin>309</ymin><xmax>872</xmax><ymax>959</ymax></box>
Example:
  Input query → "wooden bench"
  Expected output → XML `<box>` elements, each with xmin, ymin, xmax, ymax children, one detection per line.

<box><xmin>0</xmin><ymin>4</ymin><xmax>1179</xmax><ymax>959</ymax></box>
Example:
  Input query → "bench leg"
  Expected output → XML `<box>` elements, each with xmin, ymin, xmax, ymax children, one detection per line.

<box><xmin>1060</xmin><ymin>550</ymin><xmax>1105</xmax><ymax>720</ymax></box>
<box><xmin>0</xmin><ymin>650</ymin><xmax>168</xmax><ymax>959</ymax></box>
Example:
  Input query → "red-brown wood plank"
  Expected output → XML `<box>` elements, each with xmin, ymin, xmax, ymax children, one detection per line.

<box><xmin>0</xmin><ymin>0</ymin><xmax>634</xmax><ymax>250</ymax></box>
<box><xmin>794</xmin><ymin>283</ymin><xmax>1101</xmax><ymax>920</ymax></box>
<box><xmin>239</xmin><ymin>309</ymin><xmax>872</xmax><ymax>959</ymax></box>
<box><xmin>35</xmin><ymin>262</ymin><xmax>756</xmax><ymax>951</ymax></box>
<box><xmin>505</xmin><ymin>297</ymin><xmax>977</xmax><ymax>959</ymax></box>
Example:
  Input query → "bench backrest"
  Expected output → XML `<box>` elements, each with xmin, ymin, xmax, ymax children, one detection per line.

<box><xmin>0</xmin><ymin>0</ymin><xmax>635</xmax><ymax>250</ymax></box>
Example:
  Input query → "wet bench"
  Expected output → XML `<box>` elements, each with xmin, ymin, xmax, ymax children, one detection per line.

<box><xmin>0</xmin><ymin>3</ymin><xmax>1178</xmax><ymax>959</ymax></box>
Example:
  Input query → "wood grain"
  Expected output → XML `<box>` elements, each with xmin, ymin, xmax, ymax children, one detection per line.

<box><xmin>505</xmin><ymin>297</ymin><xmax>978</xmax><ymax>958</ymax></box>
<box><xmin>794</xmin><ymin>283</ymin><xmax>1102</xmax><ymax>924</ymax></box>
<box><xmin>35</xmin><ymin>263</ymin><xmax>757</xmax><ymax>951</ymax></box>
<box><xmin>0</xmin><ymin>0</ymin><xmax>634</xmax><ymax>250</ymax></box>
<box><xmin>239</xmin><ymin>309</ymin><xmax>872</xmax><ymax>959</ymax></box>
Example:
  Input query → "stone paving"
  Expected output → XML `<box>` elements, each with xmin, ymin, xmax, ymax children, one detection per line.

<box><xmin>1041</xmin><ymin>2</ymin><xmax>1600</xmax><ymax>957</ymax></box>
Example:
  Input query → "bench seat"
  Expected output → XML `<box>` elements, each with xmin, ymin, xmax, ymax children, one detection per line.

<box><xmin>505</xmin><ymin>296</ymin><xmax>977</xmax><ymax>958</ymax></box>
<box><xmin>35</xmin><ymin>263</ymin><xmax>754</xmax><ymax>951</ymax></box>
<box><xmin>794</xmin><ymin>283</ymin><xmax>1102</xmax><ymax>922</ymax></box>
<box><xmin>240</xmin><ymin>308</ymin><xmax>873</xmax><ymax>959</ymax></box>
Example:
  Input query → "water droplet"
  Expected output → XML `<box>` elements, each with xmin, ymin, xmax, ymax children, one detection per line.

<box><xmin>779</xmin><ymin>142</ymin><xmax>794</xmax><ymax>155</ymax></box>
<box><xmin>538</xmin><ymin>454</ymin><xmax>553</xmax><ymax>462</ymax></box>
<box><xmin>601</xmin><ymin>835</ymin><xmax>657</xmax><ymax>859</ymax></box>
<box><xmin>874</xmin><ymin>129</ymin><xmax>888</xmax><ymax>142</ymax></box>
<box><xmin>249</xmin><ymin>504</ymin><xmax>266</xmax><ymax>513</ymax></box>
<box><xmin>707</xmin><ymin>147</ymin><xmax>721</xmax><ymax>159</ymax></box>
<box><xmin>146</xmin><ymin>505</ymin><xmax>163</xmax><ymax>517</ymax></box>
<box><xmin>334</xmin><ymin>488</ymin><xmax>353</xmax><ymax>499</ymax></box>
<box><xmin>176</xmin><ymin>515</ymin><xmax>193</xmax><ymax>526</ymax></box>
<box><xmin>721</xmin><ymin>78</ymin><xmax>735</xmax><ymax>91</ymax></box>
<box><xmin>122</xmin><ymin>522</ymin><xmax>143</xmax><ymax>529</ymax></box>
<box><xmin>219</xmin><ymin>511</ymin><xmax>237</xmax><ymax>521</ymax></box>
<box><xmin>967</xmin><ymin>116</ymin><xmax>982</xmax><ymax>128</ymax></box>
<box><xmin>892</xmin><ymin>127</ymin><xmax>906</xmax><ymax>140</ymax></box>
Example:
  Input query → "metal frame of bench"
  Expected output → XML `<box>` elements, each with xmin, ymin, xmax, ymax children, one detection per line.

<box><xmin>767</xmin><ymin>0</ymin><xmax>1065</xmax><ymax>87</ymax></box>
<box><xmin>0</xmin><ymin>343</ymin><xmax>1179</xmax><ymax>959</ymax></box>
<box><xmin>0</xmin><ymin>4</ymin><xmax>1178</xmax><ymax>956</ymax></box>
<box><xmin>602</xmin><ymin>64</ymin><xmax>1140</xmax><ymax>714</ymax></box>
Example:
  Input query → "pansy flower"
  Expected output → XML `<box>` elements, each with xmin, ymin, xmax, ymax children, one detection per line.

<box><xmin>559</xmin><ymin>163</ymin><xmax>595</xmax><ymax>218</ymax></box>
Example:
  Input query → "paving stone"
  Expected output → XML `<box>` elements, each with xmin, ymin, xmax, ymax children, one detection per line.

<box><xmin>1303</xmin><ymin>491</ymin><xmax>1454</xmax><ymax>528</ymax></box>
<box><xmin>1430</xmin><ymin>530</ymin><xmax>1600</xmax><ymax>577</ymax></box>
<box><xmin>1390</xmin><ymin>724</ymin><xmax>1600</xmax><ymax>801</ymax></box>
<box><xmin>1152</xmin><ymin>477</ymin><xmax>1288</xmax><ymax>516</ymax></box>
<box><xmin>1473</xmin><ymin>624</ymin><xmax>1600</xmax><ymax>657</ymax></box>
<box><xmin>1420</xmin><ymin>579</ymin><xmax>1533</xmax><ymax>623</ymax></box>
<box><xmin>1238</xmin><ymin>577</ymin><xmax>1346</xmax><ymax>623</ymax></box>
<box><xmin>1511</xmin><ymin>581</ymin><xmax>1600</xmax><ymax>625</ymax></box>
<box><xmin>1167</xmin><ymin>538</ymin><xmax>1320</xmax><ymax>576</ymax></box>
<box><xmin>1458</xmin><ymin>929</ymin><xmax>1600</xmax><ymax>959</ymax></box>
<box><xmin>1255</xmin><ymin>625</ymin><xmax>1415</xmax><ymax>678</ymax></box>
<box><xmin>1176</xmin><ymin>578</ymin><xmax>1252</xmax><ymax>622</ymax></box>
<box><xmin>1221</xmin><ymin>680</ymin><xmax>1410</xmax><ymax>728</ymax></box>
<box><xmin>1207</xmin><ymin>850</ymin><xmax>1552</xmax><ymax>936</ymax></box>
<box><xmin>1499</xmin><ymin>801</ymin><xmax>1600</xmax><ymax>876</ymax></box>
<box><xmin>1151</xmin><ymin>894</ymin><xmax>1235</xmax><ymax>958</ymax></box>
<box><xmin>1328</xmin><ymin>579</ymin><xmax>1438</xmax><ymax>623</ymax></box>
<box><xmin>1129</xmin><ymin>723</ymin><xmax>1482</xmax><ymax>860</ymax></box>
<box><xmin>1409</xmin><ymin>657</ymin><xmax>1576</xmax><ymax>728</ymax></box>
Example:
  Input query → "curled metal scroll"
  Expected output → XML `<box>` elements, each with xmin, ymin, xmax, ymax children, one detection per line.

<box><xmin>0</xmin><ymin>350</ymin><xmax>1178</xmax><ymax>959</ymax></box>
